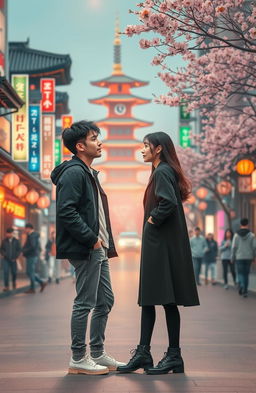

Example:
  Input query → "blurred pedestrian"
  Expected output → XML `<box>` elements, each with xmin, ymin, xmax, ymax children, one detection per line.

<box><xmin>204</xmin><ymin>233</ymin><xmax>218</xmax><ymax>285</ymax></box>
<box><xmin>22</xmin><ymin>223</ymin><xmax>47</xmax><ymax>294</ymax></box>
<box><xmin>45</xmin><ymin>231</ymin><xmax>61</xmax><ymax>284</ymax></box>
<box><xmin>0</xmin><ymin>228</ymin><xmax>21</xmax><ymax>292</ymax></box>
<box><xmin>220</xmin><ymin>229</ymin><xmax>236</xmax><ymax>289</ymax></box>
<box><xmin>190</xmin><ymin>227</ymin><xmax>208</xmax><ymax>286</ymax></box>
<box><xmin>231</xmin><ymin>218</ymin><xmax>256</xmax><ymax>298</ymax></box>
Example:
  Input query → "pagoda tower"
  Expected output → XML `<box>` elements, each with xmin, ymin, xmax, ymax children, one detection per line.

<box><xmin>89</xmin><ymin>19</ymin><xmax>153</xmax><ymax>236</ymax></box>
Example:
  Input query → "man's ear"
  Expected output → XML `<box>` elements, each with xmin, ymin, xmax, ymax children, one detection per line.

<box><xmin>76</xmin><ymin>141</ymin><xmax>86</xmax><ymax>152</ymax></box>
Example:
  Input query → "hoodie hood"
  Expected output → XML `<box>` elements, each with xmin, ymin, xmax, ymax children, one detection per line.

<box><xmin>51</xmin><ymin>156</ymin><xmax>94</xmax><ymax>185</ymax></box>
<box><xmin>237</xmin><ymin>228</ymin><xmax>251</xmax><ymax>238</ymax></box>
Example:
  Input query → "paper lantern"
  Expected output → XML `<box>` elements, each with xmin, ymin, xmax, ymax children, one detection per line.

<box><xmin>26</xmin><ymin>189</ymin><xmax>39</xmax><ymax>205</ymax></box>
<box><xmin>196</xmin><ymin>187</ymin><xmax>208</xmax><ymax>199</ymax></box>
<box><xmin>216</xmin><ymin>181</ymin><xmax>232</xmax><ymax>195</ymax></box>
<box><xmin>0</xmin><ymin>186</ymin><xmax>5</xmax><ymax>203</ymax></box>
<box><xmin>198</xmin><ymin>201</ymin><xmax>208</xmax><ymax>211</ymax></box>
<box><xmin>13</xmin><ymin>183</ymin><xmax>28</xmax><ymax>198</ymax></box>
<box><xmin>236</xmin><ymin>159</ymin><xmax>255</xmax><ymax>175</ymax></box>
<box><xmin>186</xmin><ymin>194</ymin><xmax>196</xmax><ymax>204</ymax></box>
<box><xmin>37</xmin><ymin>195</ymin><xmax>50</xmax><ymax>209</ymax></box>
<box><xmin>3</xmin><ymin>172</ymin><xmax>20</xmax><ymax>189</ymax></box>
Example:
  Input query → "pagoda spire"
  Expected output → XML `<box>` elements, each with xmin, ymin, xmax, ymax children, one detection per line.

<box><xmin>112</xmin><ymin>16</ymin><xmax>123</xmax><ymax>76</ymax></box>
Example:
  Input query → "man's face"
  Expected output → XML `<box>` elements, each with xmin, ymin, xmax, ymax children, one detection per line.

<box><xmin>207</xmin><ymin>233</ymin><xmax>213</xmax><ymax>240</ymax></box>
<box><xmin>25</xmin><ymin>227</ymin><xmax>31</xmax><ymax>235</ymax></box>
<box><xmin>6</xmin><ymin>232</ymin><xmax>13</xmax><ymax>239</ymax></box>
<box><xmin>77</xmin><ymin>130</ymin><xmax>102</xmax><ymax>159</ymax></box>
<box><xmin>195</xmin><ymin>229</ymin><xmax>200</xmax><ymax>237</ymax></box>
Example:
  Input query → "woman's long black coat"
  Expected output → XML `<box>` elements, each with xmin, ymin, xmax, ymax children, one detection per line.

<box><xmin>138</xmin><ymin>162</ymin><xmax>200</xmax><ymax>307</ymax></box>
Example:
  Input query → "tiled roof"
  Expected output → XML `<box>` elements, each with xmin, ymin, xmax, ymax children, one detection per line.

<box><xmin>91</xmin><ymin>74</ymin><xmax>148</xmax><ymax>87</ymax></box>
<box><xmin>89</xmin><ymin>94</ymin><xmax>151</xmax><ymax>104</ymax></box>
<box><xmin>9</xmin><ymin>40</ymin><xmax>72</xmax><ymax>86</ymax></box>
<box><xmin>96</xmin><ymin>117</ymin><xmax>153</xmax><ymax>126</ymax></box>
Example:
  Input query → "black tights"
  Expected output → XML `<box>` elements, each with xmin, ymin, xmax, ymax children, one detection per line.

<box><xmin>139</xmin><ymin>304</ymin><xmax>180</xmax><ymax>348</ymax></box>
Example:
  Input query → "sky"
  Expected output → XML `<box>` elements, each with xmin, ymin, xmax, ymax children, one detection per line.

<box><xmin>8</xmin><ymin>0</ymin><xmax>184</xmax><ymax>144</ymax></box>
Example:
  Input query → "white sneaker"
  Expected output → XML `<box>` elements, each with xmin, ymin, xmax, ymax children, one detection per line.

<box><xmin>68</xmin><ymin>354</ymin><xmax>109</xmax><ymax>375</ymax></box>
<box><xmin>91</xmin><ymin>351</ymin><xmax>126</xmax><ymax>371</ymax></box>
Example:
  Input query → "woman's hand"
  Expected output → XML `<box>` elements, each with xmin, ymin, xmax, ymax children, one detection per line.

<box><xmin>147</xmin><ymin>216</ymin><xmax>155</xmax><ymax>225</ymax></box>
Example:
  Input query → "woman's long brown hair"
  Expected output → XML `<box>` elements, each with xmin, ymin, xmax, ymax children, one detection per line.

<box><xmin>144</xmin><ymin>132</ymin><xmax>191</xmax><ymax>202</ymax></box>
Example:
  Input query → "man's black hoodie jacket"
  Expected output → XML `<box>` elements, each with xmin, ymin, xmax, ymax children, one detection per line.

<box><xmin>51</xmin><ymin>156</ymin><xmax>118</xmax><ymax>260</ymax></box>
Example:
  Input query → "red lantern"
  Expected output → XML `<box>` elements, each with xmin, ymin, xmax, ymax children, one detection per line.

<box><xmin>196</xmin><ymin>187</ymin><xmax>208</xmax><ymax>199</ymax></box>
<box><xmin>26</xmin><ymin>189</ymin><xmax>39</xmax><ymax>205</ymax></box>
<box><xmin>0</xmin><ymin>186</ymin><xmax>5</xmax><ymax>203</ymax></box>
<box><xmin>13</xmin><ymin>183</ymin><xmax>28</xmax><ymax>198</ymax></box>
<box><xmin>186</xmin><ymin>194</ymin><xmax>196</xmax><ymax>204</ymax></box>
<box><xmin>198</xmin><ymin>201</ymin><xmax>208</xmax><ymax>211</ymax></box>
<box><xmin>236</xmin><ymin>159</ymin><xmax>255</xmax><ymax>175</ymax></box>
<box><xmin>3</xmin><ymin>172</ymin><xmax>20</xmax><ymax>189</ymax></box>
<box><xmin>37</xmin><ymin>195</ymin><xmax>50</xmax><ymax>209</ymax></box>
<box><xmin>216</xmin><ymin>181</ymin><xmax>232</xmax><ymax>195</ymax></box>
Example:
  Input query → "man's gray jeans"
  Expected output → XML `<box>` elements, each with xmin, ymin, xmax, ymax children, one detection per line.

<box><xmin>69</xmin><ymin>247</ymin><xmax>114</xmax><ymax>360</ymax></box>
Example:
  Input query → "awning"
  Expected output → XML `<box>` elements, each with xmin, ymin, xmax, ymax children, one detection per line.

<box><xmin>0</xmin><ymin>77</ymin><xmax>24</xmax><ymax>116</ymax></box>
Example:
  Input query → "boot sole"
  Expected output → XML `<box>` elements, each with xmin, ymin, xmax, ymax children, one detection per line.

<box><xmin>146</xmin><ymin>368</ymin><xmax>184</xmax><ymax>375</ymax></box>
<box><xmin>117</xmin><ymin>364</ymin><xmax>153</xmax><ymax>373</ymax></box>
<box><xmin>68</xmin><ymin>367</ymin><xmax>109</xmax><ymax>375</ymax></box>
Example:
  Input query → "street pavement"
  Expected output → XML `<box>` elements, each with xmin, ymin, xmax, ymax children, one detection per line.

<box><xmin>0</xmin><ymin>250</ymin><xmax>256</xmax><ymax>393</ymax></box>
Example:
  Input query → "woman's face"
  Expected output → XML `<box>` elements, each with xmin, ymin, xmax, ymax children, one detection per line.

<box><xmin>226</xmin><ymin>231</ymin><xmax>232</xmax><ymax>239</ymax></box>
<box><xmin>141</xmin><ymin>139</ymin><xmax>160</xmax><ymax>162</ymax></box>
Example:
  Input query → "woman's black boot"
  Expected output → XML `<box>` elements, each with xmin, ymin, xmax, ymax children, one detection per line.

<box><xmin>117</xmin><ymin>345</ymin><xmax>153</xmax><ymax>373</ymax></box>
<box><xmin>146</xmin><ymin>347</ymin><xmax>184</xmax><ymax>375</ymax></box>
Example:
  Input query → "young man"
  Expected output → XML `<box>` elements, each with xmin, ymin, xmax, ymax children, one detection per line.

<box><xmin>22</xmin><ymin>223</ymin><xmax>46</xmax><ymax>294</ymax></box>
<box><xmin>51</xmin><ymin>120</ymin><xmax>125</xmax><ymax>375</ymax></box>
<box><xmin>190</xmin><ymin>227</ymin><xmax>208</xmax><ymax>286</ymax></box>
<box><xmin>204</xmin><ymin>233</ymin><xmax>218</xmax><ymax>285</ymax></box>
<box><xmin>0</xmin><ymin>228</ymin><xmax>21</xmax><ymax>291</ymax></box>
<box><xmin>231</xmin><ymin>218</ymin><xmax>256</xmax><ymax>298</ymax></box>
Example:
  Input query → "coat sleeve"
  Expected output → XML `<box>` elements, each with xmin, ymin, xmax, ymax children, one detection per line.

<box><xmin>15</xmin><ymin>240</ymin><xmax>21</xmax><ymax>259</ymax></box>
<box><xmin>57</xmin><ymin>167</ymin><xmax>98</xmax><ymax>248</ymax></box>
<box><xmin>150</xmin><ymin>170</ymin><xmax>178</xmax><ymax>226</ymax></box>
<box><xmin>231</xmin><ymin>234</ymin><xmax>238</xmax><ymax>261</ymax></box>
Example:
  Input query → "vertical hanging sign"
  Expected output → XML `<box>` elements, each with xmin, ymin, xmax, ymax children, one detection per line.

<box><xmin>41</xmin><ymin>115</ymin><xmax>55</xmax><ymax>180</ymax></box>
<box><xmin>61</xmin><ymin>115</ymin><xmax>73</xmax><ymax>156</ymax></box>
<box><xmin>55</xmin><ymin>139</ymin><xmax>61</xmax><ymax>166</ymax></box>
<box><xmin>11</xmin><ymin>75</ymin><xmax>29</xmax><ymax>161</ymax></box>
<box><xmin>28</xmin><ymin>105</ymin><xmax>40</xmax><ymax>172</ymax></box>
<box><xmin>40</xmin><ymin>78</ymin><xmax>55</xmax><ymax>113</ymax></box>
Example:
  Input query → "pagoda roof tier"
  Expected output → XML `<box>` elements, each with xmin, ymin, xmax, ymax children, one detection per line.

<box><xmin>9</xmin><ymin>40</ymin><xmax>72</xmax><ymax>85</ymax></box>
<box><xmin>96</xmin><ymin>117</ymin><xmax>153</xmax><ymax>128</ymax></box>
<box><xmin>94</xmin><ymin>161</ymin><xmax>148</xmax><ymax>169</ymax></box>
<box><xmin>102</xmin><ymin>139</ymin><xmax>142</xmax><ymax>147</ymax></box>
<box><xmin>89</xmin><ymin>94</ymin><xmax>151</xmax><ymax>106</ymax></box>
<box><xmin>91</xmin><ymin>74</ymin><xmax>148</xmax><ymax>88</ymax></box>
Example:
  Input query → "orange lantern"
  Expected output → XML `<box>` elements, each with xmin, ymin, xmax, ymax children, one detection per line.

<box><xmin>37</xmin><ymin>195</ymin><xmax>50</xmax><ymax>209</ymax></box>
<box><xmin>13</xmin><ymin>183</ymin><xmax>28</xmax><ymax>198</ymax></box>
<box><xmin>0</xmin><ymin>186</ymin><xmax>5</xmax><ymax>203</ymax></box>
<box><xmin>196</xmin><ymin>187</ymin><xmax>208</xmax><ymax>199</ymax></box>
<box><xmin>186</xmin><ymin>194</ymin><xmax>196</xmax><ymax>204</ymax></box>
<box><xmin>198</xmin><ymin>201</ymin><xmax>208</xmax><ymax>211</ymax></box>
<box><xmin>3</xmin><ymin>172</ymin><xmax>20</xmax><ymax>189</ymax></box>
<box><xmin>216</xmin><ymin>181</ymin><xmax>232</xmax><ymax>195</ymax></box>
<box><xmin>26</xmin><ymin>189</ymin><xmax>39</xmax><ymax>205</ymax></box>
<box><xmin>236</xmin><ymin>159</ymin><xmax>255</xmax><ymax>175</ymax></box>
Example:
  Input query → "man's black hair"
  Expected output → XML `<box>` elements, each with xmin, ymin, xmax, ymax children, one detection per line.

<box><xmin>240</xmin><ymin>218</ymin><xmax>249</xmax><ymax>226</ymax></box>
<box><xmin>62</xmin><ymin>120</ymin><xmax>100</xmax><ymax>155</ymax></box>
<box><xmin>25</xmin><ymin>223</ymin><xmax>34</xmax><ymax>229</ymax></box>
<box><xmin>195</xmin><ymin>227</ymin><xmax>201</xmax><ymax>231</ymax></box>
<box><xmin>6</xmin><ymin>228</ymin><xmax>14</xmax><ymax>233</ymax></box>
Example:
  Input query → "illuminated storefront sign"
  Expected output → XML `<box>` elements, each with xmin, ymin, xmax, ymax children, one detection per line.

<box><xmin>11</xmin><ymin>75</ymin><xmax>29</xmax><ymax>161</ymax></box>
<box><xmin>55</xmin><ymin>139</ymin><xmax>61</xmax><ymax>166</ymax></box>
<box><xmin>61</xmin><ymin>115</ymin><xmax>73</xmax><ymax>156</ymax></box>
<box><xmin>0</xmin><ymin>116</ymin><xmax>10</xmax><ymax>152</ymax></box>
<box><xmin>40</xmin><ymin>78</ymin><xmax>55</xmax><ymax>113</ymax></box>
<box><xmin>180</xmin><ymin>126</ymin><xmax>191</xmax><ymax>148</ymax></box>
<box><xmin>29</xmin><ymin>105</ymin><xmax>40</xmax><ymax>172</ymax></box>
<box><xmin>41</xmin><ymin>114</ymin><xmax>55</xmax><ymax>180</ymax></box>
<box><xmin>2</xmin><ymin>199</ymin><xmax>26</xmax><ymax>218</ymax></box>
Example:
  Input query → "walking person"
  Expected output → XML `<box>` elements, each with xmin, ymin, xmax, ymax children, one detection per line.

<box><xmin>117</xmin><ymin>132</ymin><xmax>199</xmax><ymax>375</ymax></box>
<box><xmin>231</xmin><ymin>218</ymin><xmax>256</xmax><ymax>298</ymax></box>
<box><xmin>220</xmin><ymin>229</ymin><xmax>236</xmax><ymax>289</ymax></box>
<box><xmin>204</xmin><ymin>233</ymin><xmax>218</xmax><ymax>285</ymax></box>
<box><xmin>51</xmin><ymin>120</ymin><xmax>125</xmax><ymax>375</ymax></box>
<box><xmin>45</xmin><ymin>231</ymin><xmax>61</xmax><ymax>284</ymax></box>
<box><xmin>190</xmin><ymin>227</ymin><xmax>208</xmax><ymax>286</ymax></box>
<box><xmin>0</xmin><ymin>228</ymin><xmax>21</xmax><ymax>292</ymax></box>
<box><xmin>22</xmin><ymin>223</ymin><xmax>47</xmax><ymax>294</ymax></box>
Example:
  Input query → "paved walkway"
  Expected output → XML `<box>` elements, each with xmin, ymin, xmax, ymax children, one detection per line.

<box><xmin>0</xmin><ymin>251</ymin><xmax>255</xmax><ymax>393</ymax></box>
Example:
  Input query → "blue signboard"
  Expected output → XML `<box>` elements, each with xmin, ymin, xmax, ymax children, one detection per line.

<box><xmin>29</xmin><ymin>105</ymin><xmax>40</xmax><ymax>172</ymax></box>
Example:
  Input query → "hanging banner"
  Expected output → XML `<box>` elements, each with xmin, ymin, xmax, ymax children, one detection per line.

<box><xmin>179</xmin><ymin>126</ymin><xmax>191</xmax><ymax>148</ymax></box>
<box><xmin>28</xmin><ymin>105</ymin><xmax>40</xmax><ymax>172</ymax></box>
<box><xmin>41</xmin><ymin>115</ymin><xmax>55</xmax><ymax>180</ymax></box>
<box><xmin>11</xmin><ymin>74</ymin><xmax>29</xmax><ymax>161</ymax></box>
<box><xmin>61</xmin><ymin>115</ymin><xmax>73</xmax><ymax>155</ymax></box>
<box><xmin>55</xmin><ymin>139</ymin><xmax>61</xmax><ymax>166</ymax></box>
<box><xmin>40</xmin><ymin>78</ymin><xmax>55</xmax><ymax>113</ymax></box>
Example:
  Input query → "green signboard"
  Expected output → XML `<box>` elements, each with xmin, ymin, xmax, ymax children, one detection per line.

<box><xmin>180</xmin><ymin>102</ymin><xmax>190</xmax><ymax>121</ymax></box>
<box><xmin>180</xmin><ymin>126</ymin><xmax>191</xmax><ymax>148</ymax></box>
<box><xmin>55</xmin><ymin>139</ymin><xmax>61</xmax><ymax>166</ymax></box>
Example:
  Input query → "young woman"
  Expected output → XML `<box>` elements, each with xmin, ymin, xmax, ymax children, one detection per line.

<box><xmin>220</xmin><ymin>229</ymin><xmax>236</xmax><ymax>289</ymax></box>
<box><xmin>117</xmin><ymin>132</ymin><xmax>200</xmax><ymax>375</ymax></box>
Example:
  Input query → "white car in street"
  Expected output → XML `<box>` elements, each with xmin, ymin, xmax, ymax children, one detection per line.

<box><xmin>117</xmin><ymin>232</ymin><xmax>141</xmax><ymax>251</ymax></box>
